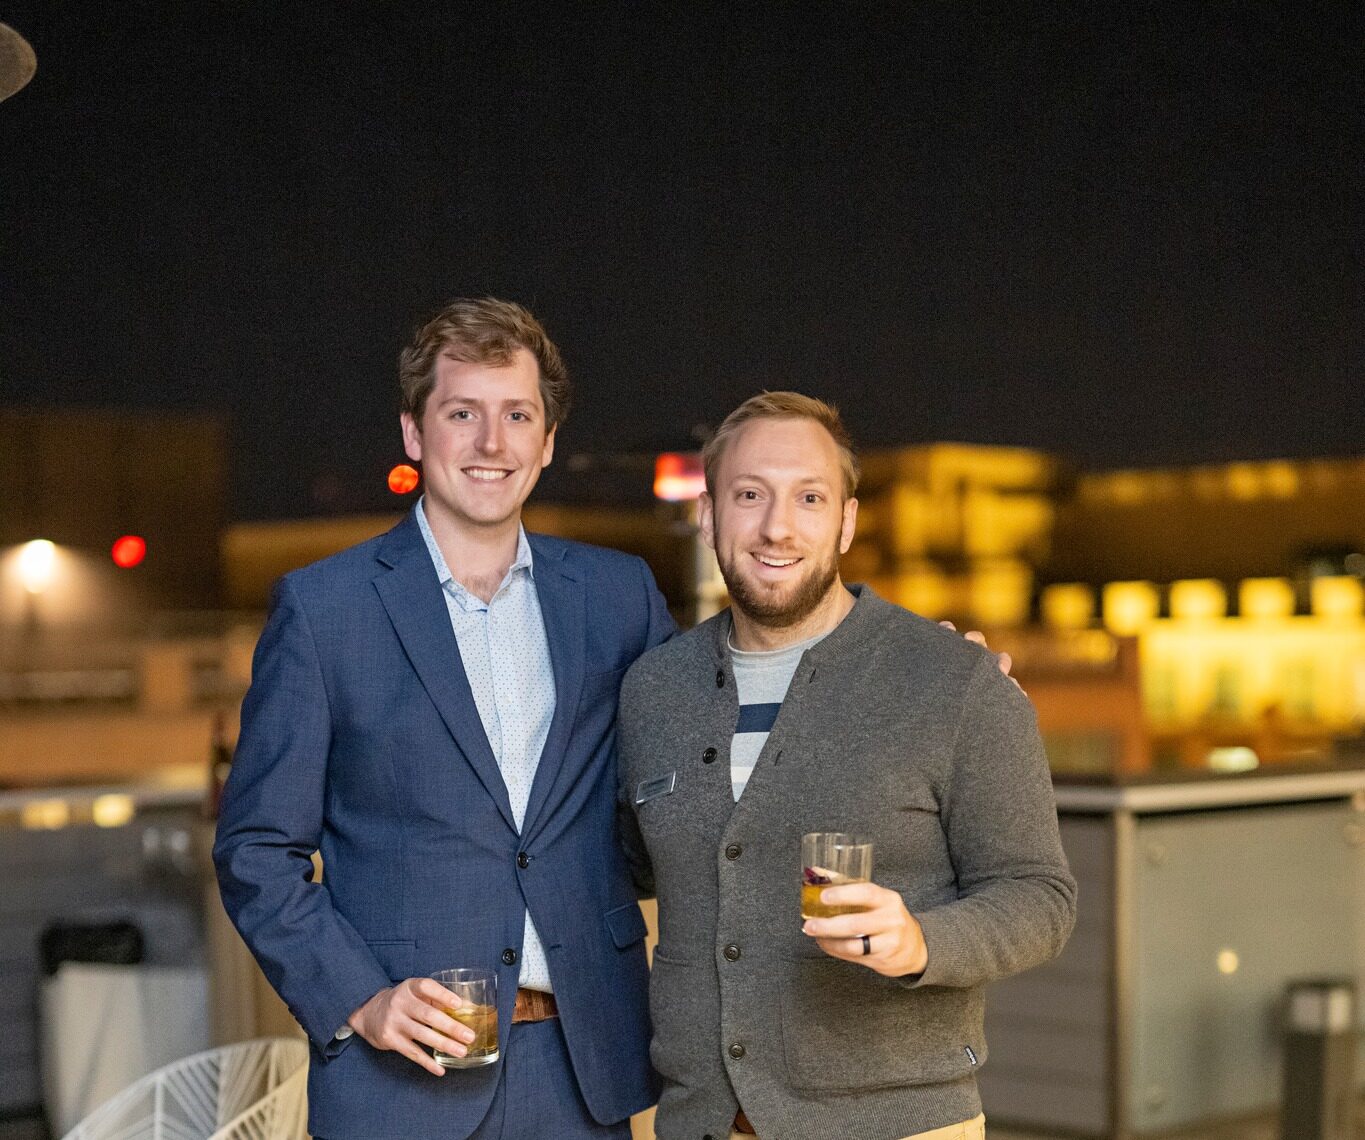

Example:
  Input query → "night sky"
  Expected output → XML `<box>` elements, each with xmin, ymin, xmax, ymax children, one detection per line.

<box><xmin>1</xmin><ymin>3</ymin><xmax>1359</xmax><ymax>520</ymax></box>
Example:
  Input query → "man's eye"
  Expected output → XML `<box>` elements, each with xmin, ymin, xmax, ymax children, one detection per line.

<box><xmin>739</xmin><ymin>490</ymin><xmax>759</xmax><ymax>501</ymax></box>
<box><xmin>451</xmin><ymin>409</ymin><xmax>473</xmax><ymax>420</ymax></box>
<box><xmin>803</xmin><ymin>493</ymin><xmax>822</xmax><ymax>504</ymax></box>
<box><xmin>509</xmin><ymin>411</ymin><xmax>528</xmax><ymax>422</ymax></box>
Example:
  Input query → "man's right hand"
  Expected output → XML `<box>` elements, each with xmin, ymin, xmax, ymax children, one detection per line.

<box><xmin>347</xmin><ymin>978</ymin><xmax>476</xmax><ymax>1076</ymax></box>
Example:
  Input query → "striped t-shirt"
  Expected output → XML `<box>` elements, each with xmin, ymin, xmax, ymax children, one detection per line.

<box><xmin>728</xmin><ymin>630</ymin><xmax>829</xmax><ymax>800</ymax></box>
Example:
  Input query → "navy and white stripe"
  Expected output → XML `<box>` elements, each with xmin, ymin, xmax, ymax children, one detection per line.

<box><xmin>728</xmin><ymin>632</ymin><xmax>828</xmax><ymax>800</ymax></box>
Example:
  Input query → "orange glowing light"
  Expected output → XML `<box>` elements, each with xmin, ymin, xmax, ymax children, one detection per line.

<box><xmin>388</xmin><ymin>464</ymin><xmax>420</xmax><ymax>494</ymax></box>
<box><xmin>653</xmin><ymin>452</ymin><xmax>706</xmax><ymax>502</ymax></box>
<box><xmin>111</xmin><ymin>535</ymin><xmax>146</xmax><ymax>568</ymax></box>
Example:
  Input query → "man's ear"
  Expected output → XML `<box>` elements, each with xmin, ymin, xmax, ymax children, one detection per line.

<box><xmin>839</xmin><ymin>497</ymin><xmax>859</xmax><ymax>554</ymax></box>
<box><xmin>540</xmin><ymin>424</ymin><xmax>556</xmax><ymax>469</ymax></box>
<box><xmin>400</xmin><ymin>413</ymin><xmax>423</xmax><ymax>463</ymax></box>
<box><xmin>697</xmin><ymin>493</ymin><xmax>717</xmax><ymax>552</ymax></box>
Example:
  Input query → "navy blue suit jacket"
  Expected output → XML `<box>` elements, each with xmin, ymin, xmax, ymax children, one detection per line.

<box><xmin>214</xmin><ymin>510</ymin><xmax>675</xmax><ymax>1139</ymax></box>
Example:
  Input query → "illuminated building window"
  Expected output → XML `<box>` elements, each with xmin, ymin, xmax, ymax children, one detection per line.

<box><xmin>1310</xmin><ymin>576</ymin><xmax>1363</xmax><ymax>620</ymax></box>
<box><xmin>1041</xmin><ymin>584</ymin><xmax>1094</xmax><ymax>630</ymax></box>
<box><xmin>1102</xmin><ymin>581</ymin><xmax>1159</xmax><ymax>636</ymax></box>
<box><xmin>1281</xmin><ymin>660</ymin><xmax>1316</xmax><ymax>719</ymax></box>
<box><xmin>1170</xmin><ymin>579</ymin><xmax>1227</xmax><ymax>621</ymax></box>
<box><xmin>1211</xmin><ymin>665</ymin><xmax>1241</xmax><ymax>717</ymax></box>
<box><xmin>1148</xmin><ymin>666</ymin><xmax>1178</xmax><ymax>720</ymax></box>
<box><xmin>1240</xmin><ymin>578</ymin><xmax>1294</xmax><ymax>620</ymax></box>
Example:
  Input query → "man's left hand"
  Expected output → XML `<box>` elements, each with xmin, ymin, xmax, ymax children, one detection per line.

<box><xmin>801</xmin><ymin>882</ymin><xmax>928</xmax><ymax>978</ymax></box>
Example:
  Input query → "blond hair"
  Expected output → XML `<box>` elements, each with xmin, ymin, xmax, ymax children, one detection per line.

<box><xmin>702</xmin><ymin>391</ymin><xmax>859</xmax><ymax>500</ymax></box>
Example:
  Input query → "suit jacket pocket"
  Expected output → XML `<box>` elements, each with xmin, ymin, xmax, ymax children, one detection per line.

<box><xmin>604</xmin><ymin>901</ymin><xmax>648</xmax><ymax>949</ymax></box>
<box><xmin>365</xmin><ymin>938</ymin><xmax>415</xmax><ymax>982</ymax></box>
<box><xmin>779</xmin><ymin>957</ymin><xmax>983</xmax><ymax>1091</ymax></box>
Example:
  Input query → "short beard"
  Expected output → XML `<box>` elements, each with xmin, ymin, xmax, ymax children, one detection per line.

<box><xmin>718</xmin><ymin>538</ymin><xmax>842</xmax><ymax>631</ymax></box>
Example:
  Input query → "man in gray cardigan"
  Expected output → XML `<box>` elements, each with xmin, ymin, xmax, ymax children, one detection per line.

<box><xmin>618</xmin><ymin>392</ymin><xmax>1077</xmax><ymax>1140</ymax></box>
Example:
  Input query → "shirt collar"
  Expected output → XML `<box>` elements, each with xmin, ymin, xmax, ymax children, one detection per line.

<box><xmin>415</xmin><ymin>498</ymin><xmax>534</xmax><ymax>594</ymax></box>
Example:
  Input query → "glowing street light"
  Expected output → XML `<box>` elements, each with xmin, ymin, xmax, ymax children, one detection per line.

<box><xmin>17</xmin><ymin>539</ymin><xmax>56</xmax><ymax>594</ymax></box>
<box><xmin>388</xmin><ymin>464</ymin><xmax>420</xmax><ymax>494</ymax></box>
<box><xmin>111</xmin><ymin>535</ymin><xmax>147</xmax><ymax>568</ymax></box>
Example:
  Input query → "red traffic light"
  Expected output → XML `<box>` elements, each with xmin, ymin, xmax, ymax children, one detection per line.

<box><xmin>388</xmin><ymin>464</ymin><xmax>420</xmax><ymax>494</ymax></box>
<box><xmin>111</xmin><ymin>535</ymin><xmax>146</xmax><ymax>568</ymax></box>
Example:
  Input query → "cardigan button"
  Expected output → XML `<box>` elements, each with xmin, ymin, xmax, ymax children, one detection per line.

<box><xmin>725</xmin><ymin>844</ymin><xmax>742</xmax><ymax>860</ymax></box>
<box><xmin>715</xmin><ymin>669</ymin><xmax>725</xmax><ymax>687</ymax></box>
<box><xmin>702</xmin><ymin>747</ymin><xmax>718</xmax><ymax>764</ymax></box>
<box><xmin>723</xmin><ymin>943</ymin><xmax>741</xmax><ymax>961</ymax></box>
<box><xmin>728</xmin><ymin>1042</ymin><xmax>746</xmax><ymax>1059</ymax></box>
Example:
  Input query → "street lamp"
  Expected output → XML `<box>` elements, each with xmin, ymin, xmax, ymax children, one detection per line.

<box><xmin>17</xmin><ymin>539</ymin><xmax>56</xmax><ymax>595</ymax></box>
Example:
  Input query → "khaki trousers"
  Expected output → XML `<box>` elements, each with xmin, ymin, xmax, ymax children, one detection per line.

<box><xmin>729</xmin><ymin>1111</ymin><xmax>986</xmax><ymax>1140</ymax></box>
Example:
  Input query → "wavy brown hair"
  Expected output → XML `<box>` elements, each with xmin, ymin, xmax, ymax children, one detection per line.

<box><xmin>398</xmin><ymin>298</ymin><xmax>571</xmax><ymax>432</ymax></box>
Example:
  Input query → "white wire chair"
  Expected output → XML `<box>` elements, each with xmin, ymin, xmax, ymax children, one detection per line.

<box><xmin>60</xmin><ymin>1036</ymin><xmax>309</xmax><ymax>1140</ymax></box>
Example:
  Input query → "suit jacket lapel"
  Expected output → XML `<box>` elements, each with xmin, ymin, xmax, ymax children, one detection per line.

<box><xmin>374</xmin><ymin>515</ymin><xmax>518</xmax><ymax>833</ymax></box>
<box><xmin>519</xmin><ymin>538</ymin><xmax>585</xmax><ymax>840</ymax></box>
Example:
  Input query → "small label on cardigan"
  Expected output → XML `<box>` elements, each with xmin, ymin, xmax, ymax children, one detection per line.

<box><xmin>635</xmin><ymin>771</ymin><xmax>678</xmax><ymax>805</ymax></box>
<box><xmin>964</xmin><ymin>1045</ymin><xmax>978</xmax><ymax>1066</ymax></box>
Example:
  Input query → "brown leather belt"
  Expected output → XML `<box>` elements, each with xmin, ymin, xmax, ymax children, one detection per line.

<box><xmin>512</xmin><ymin>987</ymin><xmax>558</xmax><ymax>1022</ymax></box>
<box><xmin>733</xmin><ymin>1108</ymin><xmax>757</xmax><ymax>1134</ymax></box>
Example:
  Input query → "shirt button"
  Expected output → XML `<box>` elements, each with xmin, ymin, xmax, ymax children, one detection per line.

<box><xmin>501</xmin><ymin>948</ymin><xmax>518</xmax><ymax>965</ymax></box>
<box><xmin>725</xmin><ymin>844</ymin><xmax>742</xmax><ymax>860</ymax></box>
<box><xmin>715</xmin><ymin>670</ymin><xmax>725</xmax><ymax>688</ymax></box>
<box><xmin>702</xmin><ymin>747</ymin><xmax>717</xmax><ymax>764</ymax></box>
<box><xmin>723</xmin><ymin>943</ymin><xmax>741</xmax><ymax>961</ymax></box>
<box><xmin>517</xmin><ymin>852</ymin><xmax>531</xmax><ymax>869</ymax></box>
<box><xmin>728</xmin><ymin>1043</ymin><xmax>746</xmax><ymax>1059</ymax></box>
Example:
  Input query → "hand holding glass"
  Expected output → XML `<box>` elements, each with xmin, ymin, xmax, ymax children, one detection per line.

<box><xmin>801</xmin><ymin>832</ymin><xmax>874</xmax><ymax>918</ymax></box>
<box><xmin>429</xmin><ymin>968</ymin><xmax>499</xmax><ymax>1068</ymax></box>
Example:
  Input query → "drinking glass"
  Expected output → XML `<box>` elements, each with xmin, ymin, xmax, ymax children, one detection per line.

<box><xmin>429</xmin><ymin>967</ymin><xmax>499</xmax><ymax>1068</ymax></box>
<box><xmin>801</xmin><ymin>832</ymin><xmax>874</xmax><ymax>919</ymax></box>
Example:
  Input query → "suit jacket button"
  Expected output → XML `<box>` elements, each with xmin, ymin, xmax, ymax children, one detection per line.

<box><xmin>702</xmin><ymin>747</ymin><xmax>717</xmax><ymax>764</ymax></box>
<box><xmin>501</xmin><ymin>948</ymin><xmax>518</xmax><ymax>965</ymax></box>
<box><xmin>725</xmin><ymin>844</ymin><xmax>742</xmax><ymax>860</ymax></box>
<box><xmin>728</xmin><ymin>1043</ymin><xmax>745</xmax><ymax>1059</ymax></box>
<box><xmin>517</xmin><ymin>852</ymin><xmax>531</xmax><ymax>869</ymax></box>
<box><xmin>723</xmin><ymin>943</ymin><xmax>741</xmax><ymax>961</ymax></box>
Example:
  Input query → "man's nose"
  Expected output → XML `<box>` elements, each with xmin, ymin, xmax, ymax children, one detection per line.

<box><xmin>475</xmin><ymin>418</ymin><xmax>503</xmax><ymax>454</ymax></box>
<box><xmin>759</xmin><ymin>500</ymin><xmax>795</xmax><ymax>541</ymax></box>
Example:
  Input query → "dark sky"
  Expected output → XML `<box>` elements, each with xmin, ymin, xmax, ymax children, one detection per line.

<box><xmin>1</xmin><ymin>3</ymin><xmax>1360</xmax><ymax>520</ymax></box>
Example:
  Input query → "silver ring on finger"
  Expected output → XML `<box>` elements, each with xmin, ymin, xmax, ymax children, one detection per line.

<box><xmin>861</xmin><ymin>934</ymin><xmax>872</xmax><ymax>956</ymax></box>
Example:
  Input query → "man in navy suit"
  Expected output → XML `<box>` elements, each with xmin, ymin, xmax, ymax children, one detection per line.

<box><xmin>214</xmin><ymin>298</ymin><xmax>675</xmax><ymax>1140</ymax></box>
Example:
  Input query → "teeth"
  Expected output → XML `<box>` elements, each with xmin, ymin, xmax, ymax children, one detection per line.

<box><xmin>465</xmin><ymin>469</ymin><xmax>511</xmax><ymax>481</ymax></box>
<box><xmin>756</xmin><ymin>555</ymin><xmax>799</xmax><ymax>567</ymax></box>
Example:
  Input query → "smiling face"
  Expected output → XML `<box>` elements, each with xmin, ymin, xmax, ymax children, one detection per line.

<box><xmin>400</xmin><ymin>346</ymin><xmax>555</xmax><ymax>538</ymax></box>
<box><xmin>699</xmin><ymin>415</ymin><xmax>858</xmax><ymax>636</ymax></box>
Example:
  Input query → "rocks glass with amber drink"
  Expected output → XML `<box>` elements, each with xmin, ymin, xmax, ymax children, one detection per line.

<box><xmin>801</xmin><ymin>832</ymin><xmax>874</xmax><ymax>919</ymax></box>
<box><xmin>429</xmin><ymin>967</ymin><xmax>499</xmax><ymax>1068</ymax></box>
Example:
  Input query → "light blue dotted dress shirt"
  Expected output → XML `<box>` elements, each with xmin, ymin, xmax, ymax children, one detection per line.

<box><xmin>417</xmin><ymin>499</ymin><xmax>557</xmax><ymax>992</ymax></box>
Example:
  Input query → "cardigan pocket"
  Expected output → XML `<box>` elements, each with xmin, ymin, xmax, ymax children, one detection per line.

<box><xmin>779</xmin><ymin>956</ymin><xmax>983</xmax><ymax>1091</ymax></box>
<box><xmin>648</xmin><ymin>949</ymin><xmax>720</xmax><ymax>1087</ymax></box>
